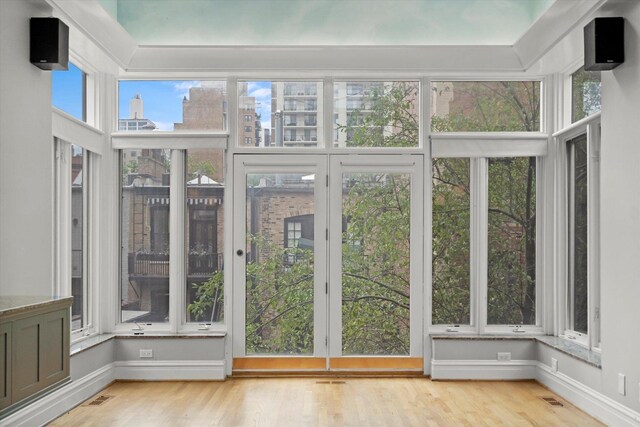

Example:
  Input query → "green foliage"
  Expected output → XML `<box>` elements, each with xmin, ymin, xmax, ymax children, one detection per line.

<box><xmin>245</xmin><ymin>235</ymin><xmax>314</xmax><ymax>354</ymax></box>
<box><xmin>188</xmin><ymin>158</ymin><xmax>216</xmax><ymax>179</ymax></box>
<box><xmin>187</xmin><ymin>271</ymin><xmax>224</xmax><ymax>322</ymax></box>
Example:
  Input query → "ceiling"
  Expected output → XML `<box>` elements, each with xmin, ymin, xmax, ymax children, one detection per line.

<box><xmin>97</xmin><ymin>0</ymin><xmax>555</xmax><ymax>46</ymax></box>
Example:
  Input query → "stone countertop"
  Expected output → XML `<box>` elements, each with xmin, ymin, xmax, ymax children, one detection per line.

<box><xmin>536</xmin><ymin>335</ymin><xmax>601</xmax><ymax>368</ymax></box>
<box><xmin>0</xmin><ymin>295</ymin><xmax>73</xmax><ymax>318</ymax></box>
<box><xmin>431</xmin><ymin>334</ymin><xmax>535</xmax><ymax>340</ymax></box>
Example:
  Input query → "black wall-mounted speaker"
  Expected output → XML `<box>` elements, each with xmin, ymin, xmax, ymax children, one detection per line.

<box><xmin>584</xmin><ymin>17</ymin><xmax>624</xmax><ymax>71</ymax></box>
<box><xmin>30</xmin><ymin>17</ymin><xmax>69</xmax><ymax>71</ymax></box>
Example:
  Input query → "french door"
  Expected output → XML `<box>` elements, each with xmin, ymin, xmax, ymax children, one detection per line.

<box><xmin>233</xmin><ymin>154</ymin><xmax>423</xmax><ymax>371</ymax></box>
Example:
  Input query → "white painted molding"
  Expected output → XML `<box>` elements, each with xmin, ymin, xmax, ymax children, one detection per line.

<box><xmin>1</xmin><ymin>363</ymin><xmax>115</xmax><ymax>427</ymax></box>
<box><xmin>111</xmin><ymin>133</ymin><xmax>228</xmax><ymax>150</ymax></box>
<box><xmin>537</xmin><ymin>363</ymin><xmax>640</xmax><ymax>427</ymax></box>
<box><xmin>430</xmin><ymin>359</ymin><xmax>537</xmax><ymax>380</ymax></box>
<box><xmin>514</xmin><ymin>0</ymin><xmax>607</xmax><ymax>71</ymax></box>
<box><xmin>114</xmin><ymin>360</ymin><xmax>226</xmax><ymax>381</ymax></box>
<box><xmin>431</xmin><ymin>137</ymin><xmax>548</xmax><ymax>158</ymax></box>
<box><xmin>53</xmin><ymin>109</ymin><xmax>105</xmax><ymax>156</ymax></box>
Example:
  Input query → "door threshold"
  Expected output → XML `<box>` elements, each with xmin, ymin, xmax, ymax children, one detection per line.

<box><xmin>231</xmin><ymin>370</ymin><xmax>425</xmax><ymax>378</ymax></box>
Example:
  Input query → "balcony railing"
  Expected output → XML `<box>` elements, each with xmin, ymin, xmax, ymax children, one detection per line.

<box><xmin>128</xmin><ymin>252</ymin><xmax>223</xmax><ymax>277</ymax></box>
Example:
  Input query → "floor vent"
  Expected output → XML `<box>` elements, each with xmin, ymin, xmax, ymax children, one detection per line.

<box><xmin>542</xmin><ymin>397</ymin><xmax>564</xmax><ymax>407</ymax></box>
<box><xmin>87</xmin><ymin>395</ymin><xmax>113</xmax><ymax>406</ymax></box>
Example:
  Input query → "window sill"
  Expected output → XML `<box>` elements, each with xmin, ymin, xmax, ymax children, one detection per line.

<box><xmin>70</xmin><ymin>332</ymin><xmax>227</xmax><ymax>356</ymax></box>
<box><xmin>536</xmin><ymin>336</ymin><xmax>601</xmax><ymax>368</ymax></box>
<box><xmin>430</xmin><ymin>334</ymin><xmax>602</xmax><ymax>369</ymax></box>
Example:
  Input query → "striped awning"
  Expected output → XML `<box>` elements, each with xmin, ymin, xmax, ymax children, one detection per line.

<box><xmin>148</xmin><ymin>197</ymin><xmax>222</xmax><ymax>205</ymax></box>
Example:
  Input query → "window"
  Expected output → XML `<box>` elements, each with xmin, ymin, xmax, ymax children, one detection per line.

<box><xmin>52</xmin><ymin>62</ymin><xmax>86</xmax><ymax>121</ymax></box>
<box><xmin>284</xmin><ymin>214</ymin><xmax>314</xmax><ymax>265</ymax></box>
<box><xmin>559</xmin><ymin>117</ymin><xmax>600</xmax><ymax>348</ymax></box>
<box><xmin>430</xmin><ymin>81</ymin><xmax>541</xmax><ymax>132</ymax></box>
<box><xmin>568</xmin><ymin>135</ymin><xmax>588</xmax><ymax>335</ymax></box>
<box><xmin>71</xmin><ymin>145</ymin><xmax>86</xmax><ymax>331</ymax></box>
<box><xmin>118</xmin><ymin>81</ymin><xmax>227</xmax><ymax>131</ymax></box>
<box><xmin>432</xmin><ymin>158</ymin><xmax>471</xmax><ymax>325</ymax></box>
<box><xmin>186</xmin><ymin>149</ymin><xmax>225</xmax><ymax>324</ymax></box>
<box><xmin>120</xmin><ymin>149</ymin><xmax>171</xmax><ymax>324</ymax></box>
<box><xmin>244</xmin><ymin>137</ymin><xmax>252</xmax><ymax>145</ymax></box>
<box><xmin>430</xmin><ymin>154</ymin><xmax>540</xmax><ymax>332</ymax></box>
<box><xmin>487</xmin><ymin>157</ymin><xmax>536</xmax><ymax>325</ymax></box>
<box><xmin>244</xmin><ymin>115</ymin><xmax>252</xmax><ymax>122</ymax></box>
<box><xmin>334</xmin><ymin>81</ymin><xmax>419</xmax><ymax>148</ymax></box>
<box><xmin>571</xmin><ymin>67</ymin><xmax>601</xmax><ymax>123</ymax></box>
<box><xmin>238</xmin><ymin>81</ymin><xmax>323</xmax><ymax>148</ymax></box>
<box><xmin>55</xmin><ymin>140</ymin><xmax>94</xmax><ymax>338</ymax></box>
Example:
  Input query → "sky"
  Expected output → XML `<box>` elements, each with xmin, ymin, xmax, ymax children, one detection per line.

<box><xmin>52</xmin><ymin>63</ymin><xmax>84</xmax><ymax>121</ymax></box>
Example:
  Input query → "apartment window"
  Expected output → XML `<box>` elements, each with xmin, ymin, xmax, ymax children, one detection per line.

<box><xmin>244</xmin><ymin>137</ymin><xmax>252</xmax><ymax>145</ymax></box>
<box><xmin>571</xmin><ymin>67</ymin><xmax>601</xmax><ymax>123</ymax></box>
<box><xmin>244</xmin><ymin>115</ymin><xmax>252</xmax><ymax>122</ymax></box>
<box><xmin>118</xmin><ymin>81</ymin><xmax>227</xmax><ymax>131</ymax></box>
<box><xmin>120</xmin><ymin>149</ymin><xmax>171</xmax><ymax>324</ymax></box>
<box><xmin>238</xmin><ymin>81</ymin><xmax>323</xmax><ymax>148</ymax></box>
<box><xmin>52</xmin><ymin>62</ymin><xmax>86</xmax><ymax>122</ymax></box>
<box><xmin>430</xmin><ymin>81</ymin><xmax>541</xmax><ymax>132</ymax></box>
<box><xmin>334</xmin><ymin>81</ymin><xmax>419</xmax><ymax>148</ymax></box>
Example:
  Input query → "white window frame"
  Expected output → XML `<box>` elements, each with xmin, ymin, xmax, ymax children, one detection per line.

<box><xmin>554</xmin><ymin>113</ymin><xmax>601</xmax><ymax>350</ymax></box>
<box><xmin>111</xmin><ymin>134</ymin><xmax>228</xmax><ymax>334</ymax></box>
<box><xmin>427</xmin><ymin>76</ymin><xmax>547</xmax><ymax>336</ymax></box>
<box><xmin>54</xmin><ymin>135</ymin><xmax>101</xmax><ymax>342</ymax></box>
<box><xmin>52</xmin><ymin>55</ymin><xmax>103</xmax><ymax>343</ymax></box>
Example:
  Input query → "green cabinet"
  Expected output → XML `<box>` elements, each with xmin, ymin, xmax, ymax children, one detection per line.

<box><xmin>0</xmin><ymin>298</ymin><xmax>70</xmax><ymax>417</ymax></box>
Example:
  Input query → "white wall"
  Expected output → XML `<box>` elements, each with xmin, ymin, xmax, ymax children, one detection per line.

<box><xmin>0</xmin><ymin>0</ymin><xmax>55</xmax><ymax>296</ymax></box>
<box><xmin>599</xmin><ymin>0</ymin><xmax>640</xmax><ymax>413</ymax></box>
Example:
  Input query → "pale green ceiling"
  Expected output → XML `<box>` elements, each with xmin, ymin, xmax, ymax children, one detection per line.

<box><xmin>98</xmin><ymin>0</ymin><xmax>555</xmax><ymax>46</ymax></box>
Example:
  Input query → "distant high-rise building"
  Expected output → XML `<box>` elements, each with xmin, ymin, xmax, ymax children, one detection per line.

<box><xmin>119</xmin><ymin>94</ymin><xmax>157</xmax><ymax>131</ymax></box>
<box><xmin>271</xmin><ymin>82</ymin><xmax>323</xmax><ymax>148</ymax></box>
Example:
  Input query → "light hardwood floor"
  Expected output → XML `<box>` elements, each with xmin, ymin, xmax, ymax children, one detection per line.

<box><xmin>50</xmin><ymin>378</ymin><xmax>603</xmax><ymax>426</ymax></box>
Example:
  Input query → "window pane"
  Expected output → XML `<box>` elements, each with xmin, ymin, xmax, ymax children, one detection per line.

<box><xmin>52</xmin><ymin>62</ymin><xmax>85</xmax><ymax>121</ymax></box>
<box><xmin>245</xmin><ymin>174</ymin><xmax>315</xmax><ymax>354</ymax></box>
<box><xmin>432</xmin><ymin>158</ymin><xmax>470</xmax><ymax>325</ymax></box>
<box><xmin>71</xmin><ymin>145</ymin><xmax>84</xmax><ymax>330</ymax></box>
<box><xmin>118</xmin><ymin>81</ymin><xmax>226</xmax><ymax>131</ymax></box>
<box><xmin>239</xmin><ymin>81</ymin><xmax>323</xmax><ymax>147</ymax></box>
<box><xmin>185</xmin><ymin>149</ymin><xmax>225</xmax><ymax>323</ymax></box>
<box><xmin>487</xmin><ymin>157</ymin><xmax>536</xmax><ymax>325</ymax></box>
<box><xmin>333</xmin><ymin>81</ymin><xmax>419</xmax><ymax>148</ymax></box>
<box><xmin>121</xmin><ymin>149</ymin><xmax>171</xmax><ymax>323</ymax></box>
<box><xmin>431</xmin><ymin>81</ymin><xmax>541</xmax><ymax>132</ymax></box>
<box><xmin>571</xmin><ymin>67</ymin><xmax>601</xmax><ymax>123</ymax></box>
<box><xmin>569</xmin><ymin>135</ymin><xmax>588</xmax><ymax>334</ymax></box>
<box><xmin>342</xmin><ymin>173</ymin><xmax>411</xmax><ymax>355</ymax></box>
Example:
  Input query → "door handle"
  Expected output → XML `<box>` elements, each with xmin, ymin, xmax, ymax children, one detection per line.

<box><xmin>236</xmin><ymin>249</ymin><xmax>244</xmax><ymax>256</ymax></box>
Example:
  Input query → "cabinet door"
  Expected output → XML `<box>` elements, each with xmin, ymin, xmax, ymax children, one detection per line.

<box><xmin>12</xmin><ymin>315</ymin><xmax>41</xmax><ymax>402</ymax></box>
<box><xmin>0</xmin><ymin>322</ymin><xmax>11</xmax><ymax>410</ymax></box>
<box><xmin>39</xmin><ymin>309</ymin><xmax>69</xmax><ymax>389</ymax></box>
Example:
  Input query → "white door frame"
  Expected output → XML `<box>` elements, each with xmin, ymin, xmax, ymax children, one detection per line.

<box><xmin>328</xmin><ymin>154</ymin><xmax>424</xmax><ymax>359</ymax></box>
<box><xmin>232</xmin><ymin>154</ymin><xmax>328</xmax><ymax>358</ymax></box>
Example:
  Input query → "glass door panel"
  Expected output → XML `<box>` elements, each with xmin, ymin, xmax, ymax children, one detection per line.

<box><xmin>233</xmin><ymin>156</ymin><xmax>327</xmax><ymax>364</ymax></box>
<box><xmin>329</xmin><ymin>155</ymin><xmax>423</xmax><ymax>368</ymax></box>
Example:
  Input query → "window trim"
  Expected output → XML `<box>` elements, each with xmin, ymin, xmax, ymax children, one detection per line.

<box><xmin>555</xmin><ymin>113</ymin><xmax>601</xmax><ymax>350</ymax></box>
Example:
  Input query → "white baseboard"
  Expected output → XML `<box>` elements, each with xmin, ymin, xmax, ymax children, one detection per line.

<box><xmin>2</xmin><ymin>363</ymin><xmax>115</xmax><ymax>427</ymax></box>
<box><xmin>114</xmin><ymin>360</ymin><xmax>226</xmax><ymax>381</ymax></box>
<box><xmin>537</xmin><ymin>363</ymin><xmax>640</xmax><ymax>427</ymax></box>
<box><xmin>430</xmin><ymin>359</ymin><xmax>537</xmax><ymax>380</ymax></box>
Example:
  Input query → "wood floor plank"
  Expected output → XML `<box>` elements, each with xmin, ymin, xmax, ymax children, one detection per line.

<box><xmin>49</xmin><ymin>378</ymin><xmax>604</xmax><ymax>426</ymax></box>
